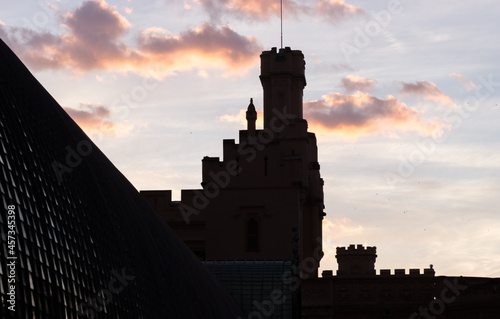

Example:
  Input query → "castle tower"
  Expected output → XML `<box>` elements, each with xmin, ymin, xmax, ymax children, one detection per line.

<box><xmin>143</xmin><ymin>47</ymin><xmax>324</xmax><ymax>278</ymax></box>
<box><xmin>260</xmin><ymin>47</ymin><xmax>306</xmax><ymax>129</ymax></box>
<box><xmin>336</xmin><ymin>244</ymin><xmax>377</xmax><ymax>277</ymax></box>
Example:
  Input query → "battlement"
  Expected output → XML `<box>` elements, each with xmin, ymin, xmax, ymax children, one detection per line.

<box><xmin>322</xmin><ymin>267</ymin><xmax>435</xmax><ymax>278</ymax></box>
<box><xmin>260</xmin><ymin>47</ymin><xmax>306</xmax><ymax>129</ymax></box>
<box><xmin>379</xmin><ymin>267</ymin><xmax>435</xmax><ymax>277</ymax></box>
<box><xmin>336</xmin><ymin>244</ymin><xmax>377</xmax><ymax>255</ymax></box>
<box><xmin>335</xmin><ymin>244</ymin><xmax>377</xmax><ymax>277</ymax></box>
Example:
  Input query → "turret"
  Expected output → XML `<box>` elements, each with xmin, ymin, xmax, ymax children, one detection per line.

<box><xmin>336</xmin><ymin>244</ymin><xmax>377</xmax><ymax>277</ymax></box>
<box><xmin>260</xmin><ymin>47</ymin><xmax>306</xmax><ymax>129</ymax></box>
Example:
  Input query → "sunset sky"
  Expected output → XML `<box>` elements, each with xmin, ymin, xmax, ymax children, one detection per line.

<box><xmin>2</xmin><ymin>0</ymin><xmax>499</xmax><ymax>277</ymax></box>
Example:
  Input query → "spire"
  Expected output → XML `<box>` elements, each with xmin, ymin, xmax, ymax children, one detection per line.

<box><xmin>246</xmin><ymin>98</ymin><xmax>257</xmax><ymax>134</ymax></box>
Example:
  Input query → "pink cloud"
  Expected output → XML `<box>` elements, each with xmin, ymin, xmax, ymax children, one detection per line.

<box><xmin>0</xmin><ymin>0</ymin><xmax>261</xmax><ymax>77</ymax></box>
<box><xmin>317</xmin><ymin>0</ymin><xmax>364</xmax><ymax>24</ymax></box>
<box><xmin>137</xmin><ymin>23</ymin><xmax>261</xmax><ymax>73</ymax></box>
<box><xmin>64</xmin><ymin>103</ymin><xmax>113</xmax><ymax>128</ymax></box>
<box><xmin>400</xmin><ymin>80</ymin><xmax>455</xmax><ymax>106</ymax></box>
<box><xmin>304</xmin><ymin>91</ymin><xmax>450</xmax><ymax>137</ymax></box>
<box><xmin>195</xmin><ymin>0</ymin><xmax>362</xmax><ymax>23</ymax></box>
<box><xmin>322</xmin><ymin>217</ymin><xmax>364</xmax><ymax>237</ymax></box>
<box><xmin>219</xmin><ymin>108</ymin><xmax>263</xmax><ymax>127</ymax></box>
<box><xmin>196</xmin><ymin>0</ymin><xmax>305</xmax><ymax>21</ymax></box>
<box><xmin>449</xmin><ymin>73</ymin><xmax>476</xmax><ymax>91</ymax></box>
<box><xmin>340</xmin><ymin>75</ymin><xmax>375</xmax><ymax>93</ymax></box>
<box><xmin>64</xmin><ymin>103</ymin><xmax>133</xmax><ymax>136</ymax></box>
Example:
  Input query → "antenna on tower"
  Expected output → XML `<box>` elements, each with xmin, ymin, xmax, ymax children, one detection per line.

<box><xmin>280</xmin><ymin>0</ymin><xmax>283</xmax><ymax>48</ymax></box>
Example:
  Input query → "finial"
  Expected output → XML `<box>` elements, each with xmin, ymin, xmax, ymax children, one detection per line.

<box><xmin>247</xmin><ymin>98</ymin><xmax>256</xmax><ymax>115</ymax></box>
<box><xmin>246</xmin><ymin>97</ymin><xmax>257</xmax><ymax>133</ymax></box>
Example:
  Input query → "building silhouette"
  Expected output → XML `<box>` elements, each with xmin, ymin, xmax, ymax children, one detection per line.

<box><xmin>142</xmin><ymin>47</ymin><xmax>500</xmax><ymax>318</ymax></box>
<box><xmin>142</xmin><ymin>47</ymin><xmax>325</xmax><ymax>317</ymax></box>
<box><xmin>0</xmin><ymin>31</ymin><xmax>496</xmax><ymax>317</ymax></box>
<box><xmin>302</xmin><ymin>244</ymin><xmax>500</xmax><ymax>318</ymax></box>
<box><xmin>0</xmin><ymin>39</ymin><xmax>242</xmax><ymax>318</ymax></box>
<box><xmin>142</xmin><ymin>47</ymin><xmax>324</xmax><ymax>272</ymax></box>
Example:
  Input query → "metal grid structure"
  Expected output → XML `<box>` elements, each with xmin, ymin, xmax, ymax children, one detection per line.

<box><xmin>0</xmin><ymin>39</ymin><xmax>241</xmax><ymax>319</ymax></box>
<box><xmin>204</xmin><ymin>260</ymin><xmax>298</xmax><ymax>318</ymax></box>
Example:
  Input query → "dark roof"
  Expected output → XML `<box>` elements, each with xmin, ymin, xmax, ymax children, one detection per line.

<box><xmin>204</xmin><ymin>260</ymin><xmax>298</xmax><ymax>318</ymax></box>
<box><xmin>0</xmin><ymin>39</ymin><xmax>241</xmax><ymax>318</ymax></box>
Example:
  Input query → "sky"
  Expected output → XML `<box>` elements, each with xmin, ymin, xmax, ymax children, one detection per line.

<box><xmin>1</xmin><ymin>0</ymin><xmax>499</xmax><ymax>277</ymax></box>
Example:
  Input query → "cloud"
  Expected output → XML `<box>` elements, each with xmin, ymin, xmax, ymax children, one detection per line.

<box><xmin>0</xmin><ymin>0</ymin><xmax>261</xmax><ymax>77</ymax></box>
<box><xmin>219</xmin><ymin>109</ymin><xmax>247</xmax><ymax>124</ymax></box>
<box><xmin>400</xmin><ymin>80</ymin><xmax>455</xmax><ymax>106</ymax></box>
<box><xmin>137</xmin><ymin>23</ymin><xmax>261</xmax><ymax>74</ymax></box>
<box><xmin>449</xmin><ymin>73</ymin><xmax>476</xmax><ymax>91</ymax></box>
<box><xmin>304</xmin><ymin>91</ymin><xmax>450</xmax><ymax>137</ymax></box>
<box><xmin>64</xmin><ymin>103</ymin><xmax>133</xmax><ymax>136</ymax></box>
<box><xmin>317</xmin><ymin>0</ymin><xmax>364</xmax><ymax>24</ymax></box>
<box><xmin>219</xmin><ymin>108</ymin><xmax>263</xmax><ymax>127</ymax></box>
<box><xmin>322</xmin><ymin>217</ymin><xmax>364</xmax><ymax>236</ymax></box>
<box><xmin>195</xmin><ymin>0</ymin><xmax>362</xmax><ymax>23</ymax></box>
<box><xmin>196</xmin><ymin>0</ymin><xmax>304</xmax><ymax>22</ymax></box>
<box><xmin>340</xmin><ymin>75</ymin><xmax>375</xmax><ymax>93</ymax></box>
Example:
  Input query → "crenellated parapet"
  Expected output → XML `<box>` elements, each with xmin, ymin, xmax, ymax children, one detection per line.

<box><xmin>322</xmin><ymin>267</ymin><xmax>435</xmax><ymax>278</ymax></box>
<box><xmin>336</xmin><ymin>244</ymin><xmax>377</xmax><ymax>255</ymax></box>
<box><xmin>260</xmin><ymin>47</ymin><xmax>306</xmax><ymax>129</ymax></box>
<box><xmin>325</xmin><ymin>244</ymin><xmax>436</xmax><ymax>279</ymax></box>
<box><xmin>335</xmin><ymin>244</ymin><xmax>377</xmax><ymax>277</ymax></box>
<box><xmin>379</xmin><ymin>267</ymin><xmax>435</xmax><ymax>277</ymax></box>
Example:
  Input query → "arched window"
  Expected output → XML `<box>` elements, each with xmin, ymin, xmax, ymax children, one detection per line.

<box><xmin>246</xmin><ymin>218</ymin><xmax>259</xmax><ymax>252</ymax></box>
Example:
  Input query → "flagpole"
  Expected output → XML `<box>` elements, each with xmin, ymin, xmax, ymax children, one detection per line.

<box><xmin>281</xmin><ymin>0</ymin><xmax>283</xmax><ymax>48</ymax></box>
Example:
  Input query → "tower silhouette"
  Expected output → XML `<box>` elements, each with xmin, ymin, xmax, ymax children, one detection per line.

<box><xmin>143</xmin><ymin>47</ymin><xmax>324</xmax><ymax>274</ymax></box>
<box><xmin>142</xmin><ymin>46</ymin><xmax>500</xmax><ymax>318</ymax></box>
<box><xmin>142</xmin><ymin>47</ymin><xmax>325</xmax><ymax>317</ymax></box>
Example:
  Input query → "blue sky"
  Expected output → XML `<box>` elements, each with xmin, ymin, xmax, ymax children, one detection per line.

<box><xmin>1</xmin><ymin>0</ymin><xmax>499</xmax><ymax>277</ymax></box>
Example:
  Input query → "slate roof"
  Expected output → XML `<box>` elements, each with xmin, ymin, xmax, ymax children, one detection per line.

<box><xmin>204</xmin><ymin>260</ymin><xmax>299</xmax><ymax>319</ymax></box>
